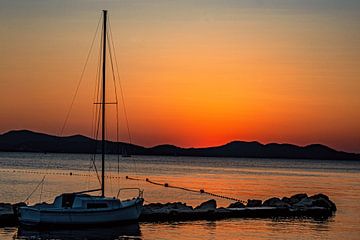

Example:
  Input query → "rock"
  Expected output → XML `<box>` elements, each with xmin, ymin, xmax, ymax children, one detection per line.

<box><xmin>0</xmin><ymin>203</ymin><xmax>12</xmax><ymax>208</ymax></box>
<box><xmin>165</xmin><ymin>202</ymin><xmax>193</xmax><ymax>211</ymax></box>
<box><xmin>312</xmin><ymin>198</ymin><xmax>334</xmax><ymax>211</ymax></box>
<box><xmin>309</xmin><ymin>193</ymin><xmax>329</xmax><ymax>201</ymax></box>
<box><xmin>281</xmin><ymin>197</ymin><xmax>295</xmax><ymax>206</ymax></box>
<box><xmin>143</xmin><ymin>203</ymin><xmax>164</xmax><ymax>210</ymax></box>
<box><xmin>289</xmin><ymin>193</ymin><xmax>308</xmax><ymax>204</ymax></box>
<box><xmin>281</xmin><ymin>197</ymin><xmax>290</xmax><ymax>203</ymax></box>
<box><xmin>290</xmin><ymin>193</ymin><xmax>337</xmax><ymax>211</ymax></box>
<box><xmin>216</xmin><ymin>207</ymin><xmax>232</xmax><ymax>213</ymax></box>
<box><xmin>262</xmin><ymin>197</ymin><xmax>280</xmax><ymax>206</ymax></box>
<box><xmin>0</xmin><ymin>203</ymin><xmax>15</xmax><ymax>224</ymax></box>
<box><xmin>310</xmin><ymin>194</ymin><xmax>336</xmax><ymax>212</ymax></box>
<box><xmin>262</xmin><ymin>197</ymin><xmax>290</xmax><ymax>208</ymax></box>
<box><xmin>293</xmin><ymin>197</ymin><xmax>314</xmax><ymax>209</ymax></box>
<box><xmin>227</xmin><ymin>202</ymin><xmax>245</xmax><ymax>208</ymax></box>
<box><xmin>246</xmin><ymin>199</ymin><xmax>262</xmax><ymax>207</ymax></box>
<box><xmin>142</xmin><ymin>202</ymin><xmax>193</xmax><ymax>214</ymax></box>
<box><xmin>195</xmin><ymin>199</ymin><xmax>217</xmax><ymax>211</ymax></box>
<box><xmin>0</xmin><ymin>203</ymin><xmax>13</xmax><ymax>214</ymax></box>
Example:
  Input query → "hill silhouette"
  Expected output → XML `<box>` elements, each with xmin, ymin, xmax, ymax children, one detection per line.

<box><xmin>0</xmin><ymin>130</ymin><xmax>359</xmax><ymax>160</ymax></box>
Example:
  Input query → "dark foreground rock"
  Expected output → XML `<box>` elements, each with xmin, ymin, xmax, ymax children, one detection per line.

<box><xmin>140</xmin><ymin>193</ymin><xmax>336</xmax><ymax>222</ymax></box>
<box><xmin>227</xmin><ymin>201</ymin><xmax>246</xmax><ymax>208</ymax></box>
<box><xmin>0</xmin><ymin>203</ymin><xmax>16</xmax><ymax>226</ymax></box>
<box><xmin>246</xmin><ymin>199</ymin><xmax>262</xmax><ymax>207</ymax></box>
<box><xmin>141</xmin><ymin>202</ymin><xmax>193</xmax><ymax>215</ymax></box>
<box><xmin>259</xmin><ymin>194</ymin><xmax>336</xmax><ymax>211</ymax></box>
<box><xmin>194</xmin><ymin>199</ymin><xmax>216</xmax><ymax>211</ymax></box>
<box><xmin>262</xmin><ymin>197</ymin><xmax>290</xmax><ymax>208</ymax></box>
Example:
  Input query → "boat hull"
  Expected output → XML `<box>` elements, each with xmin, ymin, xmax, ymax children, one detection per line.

<box><xmin>19</xmin><ymin>198</ymin><xmax>143</xmax><ymax>227</ymax></box>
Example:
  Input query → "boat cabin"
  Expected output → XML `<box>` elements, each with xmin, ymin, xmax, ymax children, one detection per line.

<box><xmin>52</xmin><ymin>193</ymin><xmax>121</xmax><ymax>209</ymax></box>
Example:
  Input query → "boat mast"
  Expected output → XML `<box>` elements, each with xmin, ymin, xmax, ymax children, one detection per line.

<box><xmin>101</xmin><ymin>10</ymin><xmax>107</xmax><ymax>198</ymax></box>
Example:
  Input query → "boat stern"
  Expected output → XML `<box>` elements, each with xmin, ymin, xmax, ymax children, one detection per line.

<box><xmin>18</xmin><ymin>206</ymin><xmax>41</xmax><ymax>226</ymax></box>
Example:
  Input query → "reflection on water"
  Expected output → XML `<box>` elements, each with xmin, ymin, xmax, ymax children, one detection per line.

<box><xmin>1</xmin><ymin>218</ymin><xmax>337</xmax><ymax>240</ymax></box>
<box><xmin>16</xmin><ymin>223</ymin><xmax>141</xmax><ymax>240</ymax></box>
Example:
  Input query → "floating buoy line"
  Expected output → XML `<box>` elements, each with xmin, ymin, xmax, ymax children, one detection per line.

<box><xmin>0</xmin><ymin>169</ymin><xmax>93</xmax><ymax>177</ymax></box>
<box><xmin>1</xmin><ymin>169</ymin><xmax>246</xmax><ymax>204</ymax></box>
<box><xmin>126</xmin><ymin>176</ymin><xmax>247</xmax><ymax>204</ymax></box>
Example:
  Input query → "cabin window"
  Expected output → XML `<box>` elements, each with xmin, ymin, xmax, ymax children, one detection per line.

<box><xmin>87</xmin><ymin>203</ymin><xmax>108</xmax><ymax>209</ymax></box>
<box><xmin>61</xmin><ymin>194</ymin><xmax>75</xmax><ymax>208</ymax></box>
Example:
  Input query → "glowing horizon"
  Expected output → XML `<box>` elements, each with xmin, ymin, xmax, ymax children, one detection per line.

<box><xmin>0</xmin><ymin>1</ymin><xmax>359</xmax><ymax>153</ymax></box>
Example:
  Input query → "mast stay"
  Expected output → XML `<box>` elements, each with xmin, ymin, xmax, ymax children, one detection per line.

<box><xmin>101</xmin><ymin>10</ymin><xmax>107</xmax><ymax>198</ymax></box>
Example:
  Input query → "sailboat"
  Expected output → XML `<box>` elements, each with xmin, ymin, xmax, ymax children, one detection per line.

<box><xmin>18</xmin><ymin>10</ymin><xmax>144</xmax><ymax>226</ymax></box>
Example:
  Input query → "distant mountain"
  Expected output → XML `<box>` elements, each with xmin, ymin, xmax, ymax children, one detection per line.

<box><xmin>0</xmin><ymin>130</ymin><xmax>146</xmax><ymax>155</ymax></box>
<box><xmin>0</xmin><ymin>130</ymin><xmax>359</xmax><ymax>160</ymax></box>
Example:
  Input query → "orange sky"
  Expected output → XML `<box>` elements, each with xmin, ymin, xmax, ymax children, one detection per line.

<box><xmin>0</xmin><ymin>1</ymin><xmax>359</xmax><ymax>153</ymax></box>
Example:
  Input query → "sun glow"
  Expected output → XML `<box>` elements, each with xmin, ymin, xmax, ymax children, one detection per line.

<box><xmin>0</xmin><ymin>1</ymin><xmax>359</xmax><ymax>152</ymax></box>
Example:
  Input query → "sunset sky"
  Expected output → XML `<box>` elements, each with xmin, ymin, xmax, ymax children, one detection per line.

<box><xmin>1</xmin><ymin>0</ymin><xmax>359</xmax><ymax>153</ymax></box>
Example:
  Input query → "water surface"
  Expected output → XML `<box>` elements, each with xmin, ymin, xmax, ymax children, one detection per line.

<box><xmin>0</xmin><ymin>152</ymin><xmax>359</xmax><ymax>239</ymax></box>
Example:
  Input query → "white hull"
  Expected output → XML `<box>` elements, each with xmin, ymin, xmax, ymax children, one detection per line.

<box><xmin>19</xmin><ymin>195</ymin><xmax>143</xmax><ymax>226</ymax></box>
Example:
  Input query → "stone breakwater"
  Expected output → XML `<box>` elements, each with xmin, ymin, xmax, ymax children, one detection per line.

<box><xmin>0</xmin><ymin>193</ymin><xmax>336</xmax><ymax>226</ymax></box>
<box><xmin>0</xmin><ymin>202</ymin><xmax>26</xmax><ymax>226</ymax></box>
<box><xmin>139</xmin><ymin>193</ymin><xmax>336</xmax><ymax>222</ymax></box>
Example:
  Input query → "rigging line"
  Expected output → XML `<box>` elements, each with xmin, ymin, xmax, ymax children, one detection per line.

<box><xmin>88</xmin><ymin>22</ymin><xmax>104</xmax><ymax>188</ymax></box>
<box><xmin>59</xmin><ymin>14</ymin><xmax>102</xmax><ymax>137</ymax></box>
<box><xmin>26</xmin><ymin>153</ymin><xmax>50</xmax><ymax>203</ymax></box>
<box><xmin>108</xmin><ymin>20</ymin><xmax>140</xmax><ymax>186</ymax></box>
<box><xmin>89</xmin><ymin>21</ymin><xmax>105</xmax><ymax>188</ymax></box>
<box><xmin>92</xmin><ymin>97</ymin><xmax>102</xmax><ymax>186</ymax></box>
<box><xmin>93</xmin><ymin>31</ymin><xmax>103</xmax><ymax>137</ymax></box>
<box><xmin>24</xmin><ymin>176</ymin><xmax>46</xmax><ymax>203</ymax></box>
<box><xmin>104</xmin><ymin>112</ymin><xmax>114</xmax><ymax>195</ymax></box>
<box><xmin>90</xmin><ymin>101</ymin><xmax>102</xmax><ymax>187</ymax></box>
<box><xmin>92</xmin><ymin>99</ymin><xmax>102</xmax><ymax>186</ymax></box>
<box><xmin>108</xmin><ymin>20</ymin><xmax>132</xmax><ymax>145</ymax></box>
<box><xmin>106</xmin><ymin>28</ymin><xmax>121</xmax><ymax>182</ymax></box>
<box><xmin>33</xmin><ymin>13</ymin><xmax>100</xmax><ymax>200</ymax></box>
<box><xmin>88</xmin><ymin>25</ymin><xmax>102</xmax><ymax>189</ymax></box>
<box><xmin>91</xmin><ymin>22</ymin><xmax>103</xmax><ymax>143</ymax></box>
<box><xmin>39</xmin><ymin>178</ymin><xmax>45</xmax><ymax>203</ymax></box>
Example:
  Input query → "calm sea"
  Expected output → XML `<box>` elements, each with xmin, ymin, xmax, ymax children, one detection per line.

<box><xmin>0</xmin><ymin>152</ymin><xmax>359</xmax><ymax>239</ymax></box>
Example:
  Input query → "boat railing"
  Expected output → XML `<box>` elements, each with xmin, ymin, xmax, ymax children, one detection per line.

<box><xmin>73</xmin><ymin>188</ymin><xmax>102</xmax><ymax>195</ymax></box>
<box><xmin>116</xmin><ymin>188</ymin><xmax>143</xmax><ymax>199</ymax></box>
